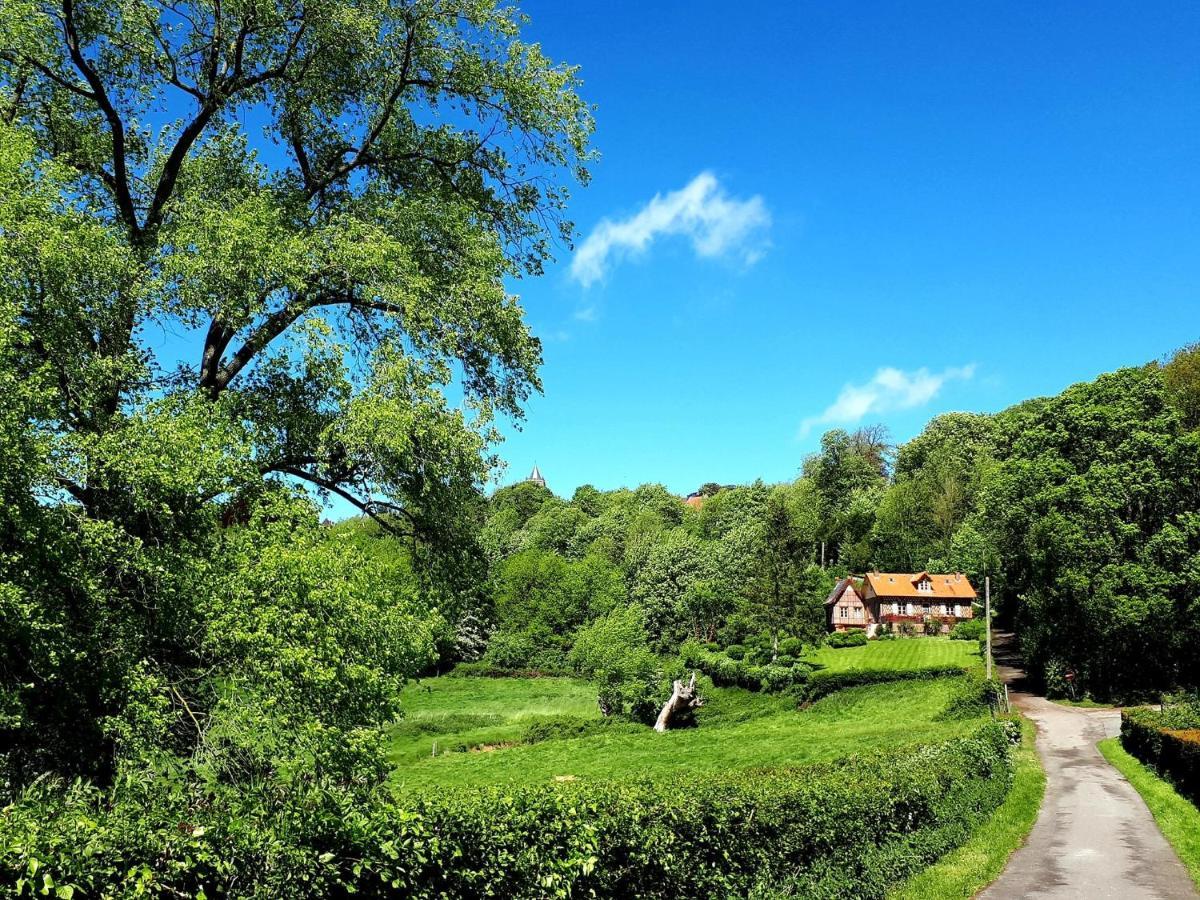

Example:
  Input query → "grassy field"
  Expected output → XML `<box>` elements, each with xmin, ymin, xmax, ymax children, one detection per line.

<box><xmin>1098</xmin><ymin>738</ymin><xmax>1200</xmax><ymax>891</ymax></box>
<box><xmin>389</xmin><ymin>673</ymin><xmax>986</xmax><ymax>792</ymax></box>
<box><xmin>804</xmin><ymin>636</ymin><xmax>983</xmax><ymax>673</ymax></box>
<box><xmin>889</xmin><ymin>717</ymin><xmax>1044</xmax><ymax>900</ymax></box>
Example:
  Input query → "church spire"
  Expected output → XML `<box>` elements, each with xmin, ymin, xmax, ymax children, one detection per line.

<box><xmin>526</xmin><ymin>464</ymin><xmax>546</xmax><ymax>488</ymax></box>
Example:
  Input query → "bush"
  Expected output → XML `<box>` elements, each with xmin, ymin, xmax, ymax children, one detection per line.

<box><xmin>1121</xmin><ymin>699</ymin><xmax>1200</xmax><ymax>804</ymax></box>
<box><xmin>774</xmin><ymin>654</ymin><xmax>798</xmax><ymax>668</ymax></box>
<box><xmin>679</xmin><ymin>642</ymin><xmax>811</xmax><ymax>693</ymax></box>
<box><xmin>937</xmin><ymin>674</ymin><xmax>1004</xmax><ymax>721</ymax></box>
<box><xmin>949</xmin><ymin>619</ymin><xmax>985</xmax><ymax>641</ymax></box>
<box><xmin>801</xmin><ymin>665</ymin><xmax>971</xmax><ymax>702</ymax></box>
<box><xmin>825</xmin><ymin>630</ymin><xmax>868</xmax><ymax>648</ymax></box>
<box><xmin>725</xmin><ymin>644</ymin><xmax>747</xmax><ymax>661</ymax></box>
<box><xmin>778</xmin><ymin>637</ymin><xmax>805</xmax><ymax>657</ymax></box>
<box><xmin>0</xmin><ymin>725</ymin><xmax>1016</xmax><ymax>899</ymax></box>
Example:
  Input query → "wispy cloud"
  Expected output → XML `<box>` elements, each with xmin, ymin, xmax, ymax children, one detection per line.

<box><xmin>570</xmin><ymin>172</ymin><xmax>770</xmax><ymax>287</ymax></box>
<box><xmin>800</xmin><ymin>365</ymin><xmax>977</xmax><ymax>436</ymax></box>
<box><xmin>573</xmin><ymin>305</ymin><xmax>598</xmax><ymax>322</ymax></box>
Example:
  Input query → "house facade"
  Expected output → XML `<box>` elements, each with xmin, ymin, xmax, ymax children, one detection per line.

<box><xmin>826</xmin><ymin>571</ymin><xmax>977</xmax><ymax>635</ymax></box>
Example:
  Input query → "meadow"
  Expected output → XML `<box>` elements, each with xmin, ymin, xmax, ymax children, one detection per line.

<box><xmin>389</xmin><ymin>638</ymin><xmax>990</xmax><ymax>792</ymax></box>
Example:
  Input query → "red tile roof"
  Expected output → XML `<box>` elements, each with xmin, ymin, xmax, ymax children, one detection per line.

<box><xmin>863</xmin><ymin>571</ymin><xmax>977</xmax><ymax>600</ymax></box>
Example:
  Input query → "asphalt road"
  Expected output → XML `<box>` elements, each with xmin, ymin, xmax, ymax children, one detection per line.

<box><xmin>981</xmin><ymin>637</ymin><xmax>1196</xmax><ymax>899</ymax></box>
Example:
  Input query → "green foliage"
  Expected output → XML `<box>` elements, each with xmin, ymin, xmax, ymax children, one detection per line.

<box><xmin>1163</xmin><ymin>343</ymin><xmax>1200</xmax><ymax>429</ymax></box>
<box><xmin>950</xmin><ymin>619</ymin><xmax>985</xmax><ymax>641</ymax></box>
<box><xmin>569</xmin><ymin>606</ymin><xmax>664</xmax><ymax>722</ymax></box>
<box><xmin>0</xmin><ymin>722</ymin><xmax>1015</xmax><ymax>898</ymax></box>
<box><xmin>803</xmin><ymin>665</ymin><xmax>974</xmax><ymax>702</ymax></box>
<box><xmin>779</xmin><ymin>636</ymin><xmax>806</xmax><ymax>656</ymax></box>
<box><xmin>680</xmin><ymin>642</ymin><xmax>811</xmax><ymax>693</ymax></box>
<box><xmin>826</xmin><ymin>630</ymin><xmax>869</xmax><ymax>648</ymax></box>
<box><xmin>1121</xmin><ymin>701</ymin><xmax>1200</xmax><ymax>805</ymax></box>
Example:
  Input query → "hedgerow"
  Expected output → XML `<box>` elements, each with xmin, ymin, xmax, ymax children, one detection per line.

<box><xmin>1121</xmin><ymin>700</ymin><xmax>1200</xmax><ymax>804</ymax></box>
<box><xmin>680</xmin><ymin>643</ymin><xmax>811</xmax><ymax>692</ymax></box>
<box><xmin>0</xmin><ymin>723</ymin><xmax>1017</xmax><ymax>899</ymax></box>
<box><xmin>801</xmin><ymin>664</ymin><xmax>972</xmax><ymax>701</ymax></box>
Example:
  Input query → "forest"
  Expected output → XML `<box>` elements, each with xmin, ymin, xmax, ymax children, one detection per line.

<box><xmin>1</xmin><ymin>0</ymin><xmax>1199</xmax><ymax>894</ymax></box>
<box><xmin>456</xmin><ymin>345</ymin><xmax>1200</xmax><ymax>706</ymax></box>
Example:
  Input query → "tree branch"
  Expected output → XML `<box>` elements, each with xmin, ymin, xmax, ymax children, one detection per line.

<box><xmin>60</xmin><ymin>0</ymin><xmax>138</xmax><ymax>239</ymax></box>
<box><xmin>276</xmin><ymin>465</ymin><xmax>413</xmax><ymax>537</ymax></box>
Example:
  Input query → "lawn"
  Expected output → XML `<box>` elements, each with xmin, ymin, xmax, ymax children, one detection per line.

<box><xmin>805</xmin><ymin>636</ymin><xmax>983</xmax><ymax>673</ymax></box>
<box><xmin>1098</xmin><ymin>738</ymin><xmax>1200</xmax><ymax>891</ymax></box>
<box><xmin>389</xmin><ymin>673</ymin><xmax>986</xmax><ymax>792</ymax></box>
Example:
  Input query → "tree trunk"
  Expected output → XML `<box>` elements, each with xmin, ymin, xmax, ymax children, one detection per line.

<box><xmin>653</xmin><ymin>671</ymin><xmax>703</xmax><ymax>732</ymax></box>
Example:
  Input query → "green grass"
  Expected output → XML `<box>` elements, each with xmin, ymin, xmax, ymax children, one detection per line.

<box><xmin>1098</xmin><ymin>737</ymin><xmax>1200</xmax><ymax>891</ymax></box>
<box><xmin>1050</xmin><ymin>697</ymin><xmax>1111</xmax><ymax>709</ymax></box>
<box><xmin>889</xmin><ymin>716</ymin><xmax>1045</xmax><ymax>900</ymax></box>
<box><xmin>389</xmin><ymin>674</ymin><xmax>986</xmax><ymax>792</ymax></box>
<box><xmin>805</xmin><ymin>637</ymin><xmax>983</xmax><ymax>673</ymax></box>
<box><xmin>390</xmin><ymin>676</ymin><xmax>600</xmax><ymax>768</ymax></box>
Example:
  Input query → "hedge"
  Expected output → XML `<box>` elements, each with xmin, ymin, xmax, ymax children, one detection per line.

<box><xmin>679</xmin><ymin>644</ymin><xmax>811</xmax><ymax>693</ymax></box>
<box><xmin>447</xmin><ymin>660</ymin><xmax>571</xmax><ymax>678</ymax></box>
<box><xmin>0</xmin><ymin>723</ymin><xmax>1018</xmax><ymax>899</ymax></box>
<box><xmin>1121</xmin><ymin>705</ymin><xmax>1200</xmax><ymax>805</ymax></box>
<box><xmin>801</xmin><ymin>664</ymin><xmax>972</xmax><ymax>702</ymax></box>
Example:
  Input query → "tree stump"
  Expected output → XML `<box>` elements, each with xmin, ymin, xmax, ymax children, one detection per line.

<box><xmin>653</xmin><ymin>671</ymin><xmax>703</xmax><ymax>732</ymax></box>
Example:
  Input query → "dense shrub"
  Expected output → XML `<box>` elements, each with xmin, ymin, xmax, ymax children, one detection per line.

<box><xmin>826</xmin><ymin>630</ymin><xmax>868</xmax><ymax>648</ymax></box>
<box><xmin>725</xmin><ymin>644</ymin><xmax>747</xmax><ymax>660</ymax></box>
<box><xmin>680</xmin><ymin>642</ymin><xmax>810</xmax><ymax>692</ymax></box>
<box><xmin>449</xmin><ymin>660</ymin><xmax>570</xmax><ymax>678</ymax></box>
<box><xmin>0</xmin><ymin>725</ymin><xmax>1016</xmax><ymax>899</ymax></box>
<box><xmin>801</xmin><ymin>665</ymin><xmax>971</xmax><ymax>702</ymax></box>
<box><xmin>1121</xmin><ymin>699</ymin><xmax>1200</xmax><ymax>803</ymax></box>
<box><xmin>949</xmin><ymin>619</ymin><xmax>985</xmax><ymax>641</ymax></box>
<box><xmin>937</xmin><ymin>674</ymin><xmax>1004</xmax><ymax>721</ymax></box>
<box><xmin>778</xmin><ymin>637</ymin><xmax>805</xmax><ymax>657</ymax></box>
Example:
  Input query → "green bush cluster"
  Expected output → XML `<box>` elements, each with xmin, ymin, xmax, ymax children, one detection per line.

<box><xmin>1121</xmin><ymin>701</ymin><xmax>1200</xmax><ymax>804</ymax></box>
<box><xmin>949</xmin><ymin>619</ymin><xmax>985</xmax><ymax>641</ymax></box>
<box><xmin>680</xmin><ymin>642</ymin><xmax>811</xmax><ymax>693</ymax></box>
<box><xmin>802</xmin><ymin>664</ymin><xmax>972</xmax><ymax>702</ymax></box>
<box><xmin>0</xmin><ymin>725</ymin><xmax>1015</xmax><ymax>899</ymax></box>
<box><xmin>826</xmin><ymin>630</ymin><xmax>868</xmax><ymax>648</ymax></box>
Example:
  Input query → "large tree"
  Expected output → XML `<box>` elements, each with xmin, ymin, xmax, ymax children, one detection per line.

<box><xmin>0</xmin><ymin>0</ymin><xmax>591</xmax><ymax>539</ymax></box>
<box><xmin>0</xmin><ymin>0</ymin><xmax>591</xmax><ymax>780</ymax></box>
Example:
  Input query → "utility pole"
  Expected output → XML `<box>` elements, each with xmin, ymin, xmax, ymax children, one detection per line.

<box><xmin>985</xmin><ymin>575</ymin><xmax>992</xmax><ymax>681</ymax></box>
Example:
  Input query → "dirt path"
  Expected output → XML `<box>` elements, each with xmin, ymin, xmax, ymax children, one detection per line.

<box><xmin>981</xmin><ymin>634</ymin><xmax>1196</xmax><ymax>899</ymax></box>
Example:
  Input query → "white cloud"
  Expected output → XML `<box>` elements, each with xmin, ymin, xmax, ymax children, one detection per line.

<box><xmin>800</xmin><ymin>365</ymin><xmax>977</xmax><ymax>436</ymax></box>
<box><xmin>570</xmin><ymin>172</ymin><xmax>770</xmax><ymax>287</ymax></box>
<box><xmin>573</xmin><ymin>305</ymin><xmax>598</xmax><ymax>322</ymax></box>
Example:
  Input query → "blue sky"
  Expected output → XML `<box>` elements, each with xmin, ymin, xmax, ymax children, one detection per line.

<box><xmin>490</xmin><ymin>0</ymin><xmax>1200</xmax><ymax>498</ymax></box>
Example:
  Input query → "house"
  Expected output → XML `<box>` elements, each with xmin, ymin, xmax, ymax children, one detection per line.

<box><xmin>826</xmin><ymin>571</ymin><xmax>977</xmax><ymax>635</ymax></box>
